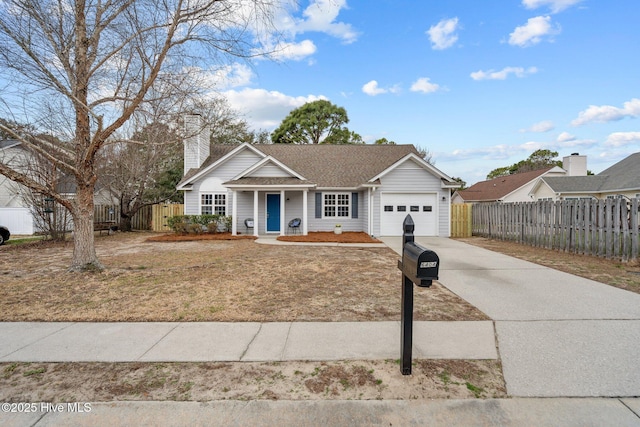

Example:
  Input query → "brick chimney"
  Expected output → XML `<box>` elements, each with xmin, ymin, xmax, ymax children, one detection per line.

<box><xmin>183</xmin><ymin>114</ymin><xmax>210</xmax><ymax>172</ymax></box>
<box><xmin>562</xmin><ymin>153</ymin><xmax>587</xmax><ymax>176</ymax></box>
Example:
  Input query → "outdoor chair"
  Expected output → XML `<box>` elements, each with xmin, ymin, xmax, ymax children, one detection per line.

<box><xmin>244</xmin><ymin>218</ymin><xmax>254</xmax><ymax>234</ymax></box>
<box><xmin>288</xmin><ymin>218</ymin><xmax>301</xmax><ymax>234</ymax></box>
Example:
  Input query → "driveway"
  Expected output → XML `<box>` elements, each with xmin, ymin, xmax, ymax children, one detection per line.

<box><xmin>382</xmin><ymin>236</ymin><xmax>640</xmax><ymax>397</ymax></box>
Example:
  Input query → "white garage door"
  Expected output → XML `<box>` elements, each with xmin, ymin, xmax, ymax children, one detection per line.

<box><xmin>380</xmin><ymin>193</ymin><xmax>437</xmax><ymax>236</ymax></box>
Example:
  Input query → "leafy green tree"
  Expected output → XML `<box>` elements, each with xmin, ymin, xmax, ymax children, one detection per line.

<box><xmin>374</xmin><ymin>137</ymin><xmax>396</xmax><ymax>145</ymax></box>
<box><xmin>271</xmin><ymin>100</ymin><xmax>361</xmax><ymax>144</ymax></box>
<box><xmin>450</xmin><ymin>177</ymin><xmax>466</xmax><ymax>190</ymax></box>
<box><xmin>487</xmin><ymin>149</ymin><xmax>562</xmax><ymax>179</ymax></box>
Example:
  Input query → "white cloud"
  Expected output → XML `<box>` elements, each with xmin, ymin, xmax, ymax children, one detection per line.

<box><xmin>427</xmin><ymin>17</ymin><xmax>460</xmax><ymax>50</ymax></box>
<box><xmin>183</xmin><ymin>63</ymin><xmax>255</xmax><ymax>91</ymax></box>
<box><xmin>522</xmin><ymin>0</ymin><xmax>583</xmax><ymax>13</ymax></box>
<box><xmin>571</xmin><ymin>98</ymin><xmax>640</xmax><ymax>126</ymax></box>
<box><xmin>471</xmin><ymin>66</ymin><xmax>538</xmax><ymax>81</ymax></box>
<box><xmin>268</xmin><ymin>39</ymin><xmax>317</xmax><ymax>61</ymax></box>
<box><xmin>362</xmin><ymin>80</ymin><xmax>400</xmax><ymax>96</ymax></box>
<box><xmin>223</xmin><ymin>88</ymin><xmax>327</xmax><ymax>129</ymax></box>
<box><xmin>509</xmin><ymin>16</ymin><xmax>560</xmax><ymax>47</ymax></box>
<box><xmin>605</xmin><ymin>131</ymin><xmax>640</xmax><ymax>147</ymax></box>
<box><xmin>557</xmin><ymin>131</ymin><xmax>576</xmax><ymax>142</ymax></box>
<box><xmin>294</xmin><ymin>0</ymin><xmax>359</xmax><ymax>44</ymax></box>
<box><xmin>520</xmin><ymin>120</ymin><xmax>554</xmax><ymax>133</ymax></box>
<box><xmin>410</xmin><ymin>77</ymin><xmax>441</xmax><ymax>94</ymax></box>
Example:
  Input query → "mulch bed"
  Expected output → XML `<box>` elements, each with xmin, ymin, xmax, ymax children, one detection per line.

<box><xmin>277</xmin><ymin>231</ymin><xmax>381</xmax><ymax>244</ymax></box>
<box><xmin>146</xmin><ymin>231</ymin><xmax>380</xmax><ymax>244</ymax></box>
<box><xmin>146</xmin><ymin>232</ymin><xmax>257</xmax><ymax>242</ymax></box>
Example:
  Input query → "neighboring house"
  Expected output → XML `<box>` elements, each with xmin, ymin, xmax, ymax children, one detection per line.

<box><xmin>530</xmin><ymin>152</ymin><xmax>640</xmax><ymax>201</ymax></box>
<box><xmin>452</xmin><ymin>167</ymin><xmax>567</xmax><ymax>204</ymax></box>
<box><xmin>0</xmin><ymin>139</ymin><xmax>36</xmax><ymax>233</ymax></box>
<box><xmin>177</xmin><ymin>116</ymin><xmax>460</xmax><ymax>237</ymax></box>
<box><xmin>0</xmin><ymin>139</ymin><xmax>114</xmax><ymax>234</ymax></box>
<box><xmin>452</xmin><ymin>153</ymin><xmax>588</xmax><ymax>204</ymax></box>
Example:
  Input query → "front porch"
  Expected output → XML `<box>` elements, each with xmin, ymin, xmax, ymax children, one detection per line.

<box><xmin>229</xmin><ymin>187</ymin><xmax>313</xmax><ymax>237</ymax></box>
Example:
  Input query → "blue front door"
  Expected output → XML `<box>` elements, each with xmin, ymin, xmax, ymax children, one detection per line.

<box><xmin>266</xmin><ymin>194</ymin><xmax>281</xmax><ymax>232</ymax></box>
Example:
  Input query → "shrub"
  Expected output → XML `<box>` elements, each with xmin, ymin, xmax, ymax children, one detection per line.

<box><xmin>172</xmin><ymin>222</ymin><xmax>189</xmax><ymax>234</ymax></box>
<box><xmin>167</xmin><ymin>214</ymin><xmax>233</xmax><ymax>234</ymax></box>
<box><xmin>187</xmin><ymin>223</ymin><xmax>203</xmax><ymax>234</ymax></box>
<box><xmin>221</xmin><ymin>215</ymin><xmax>233</xmax><ymax>232</ymax></box>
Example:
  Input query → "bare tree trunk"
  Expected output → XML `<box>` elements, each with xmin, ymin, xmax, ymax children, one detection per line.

<box><xmin>70</xmin><ymin>182</ymin><xmax>101</xmax><ymax>271</ymax></box>
<box><xmin>120</xmin><ymin>214</ymin><xmax>133</xmax><ymax>232</ymax></box>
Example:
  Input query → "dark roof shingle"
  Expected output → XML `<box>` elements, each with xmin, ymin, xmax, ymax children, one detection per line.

<box><xmin>456</xmin><ymin>168</ymin><xmax>552</xmax><ymax>202</ymax></box>
<box><xmin>181</xmin><ymin>144</ymin><xmax>447</xmax><ymax>189</ymax></box>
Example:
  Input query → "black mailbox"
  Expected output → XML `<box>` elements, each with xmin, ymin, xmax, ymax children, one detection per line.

<box><xmin>401</xmin><ymin>241</ymin><xmax>439</xmax><ymax>288</ymax></box>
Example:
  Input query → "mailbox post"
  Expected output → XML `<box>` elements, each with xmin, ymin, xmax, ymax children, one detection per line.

<box><xmin>397</xmin><ymin>215</ymin><xmax>439</xmax><ymax>375</ymax></box>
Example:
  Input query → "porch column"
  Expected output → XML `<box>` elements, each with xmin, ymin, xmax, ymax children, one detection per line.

<box><xmin>253</xmin><ymin>190</ymin><xmax>259</xmax><ymax>237</ymax></box>
<box><xmin>302</xmin><ymin>189</ymin><xmax>308</xmax><ymax>235</ymax></box>
<box><xmin>232</xmin><ymin>190</ymin><xmax>238</xmax><ymax>236</ymax></box>
<box><xmin>280</xmin><ymin>190</ymin><xmax>285</xmax><ymax>236</ymax></box>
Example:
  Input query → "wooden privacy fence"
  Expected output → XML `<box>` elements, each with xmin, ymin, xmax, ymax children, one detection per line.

<box><xmin>473</xmin><ymin>199</ymin><xmax>640</xmax><ymax>262</ymax></box>
<box><xmin>151</xmin><ymin>203</ymin><xmax>184</xmax><ymax>232</ymax></box>
<box><xmin>451</xmin><ymin>203</ymin><xmax>473</xmax><ymax>238</ymax></box>
<box><xmin>94</xmin><ymin>204</ymin><xmax>153</xmax><ymax>230</ymax></box>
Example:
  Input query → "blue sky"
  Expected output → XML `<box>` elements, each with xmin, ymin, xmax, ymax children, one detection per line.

<box><xmin>214</xmin><ymin>0</ymin><xmax>640</xmax><ymax>185</ymax></box>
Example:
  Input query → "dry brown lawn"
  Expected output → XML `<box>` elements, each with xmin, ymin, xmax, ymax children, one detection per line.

<box><xmin>0</xmin><ymin>359</ymin><xmax>506</xmax><ymax>402</ymax></box>
<box><xmin>0</xmin><ymin>232</ymin><xmax>505</xmax><ymax>402</ymax></box>
<box><xmin>0</xmin><ymin>232</ymin><xmax>486</xmax><ymax>322</ymax></box>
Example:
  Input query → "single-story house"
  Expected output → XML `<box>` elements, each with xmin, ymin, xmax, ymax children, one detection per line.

<box><xmin>176</xmin><ymin>117</ymin><xmax>459</xmax><ymax>237</ymax></box>
<box><xmin>529</xmin><ymin>152</ymin><xmax>640</xmax><ymax>201</ymax></box>
<box><xmin>452</xmin><ymin>167</ymin><xmax>567</xmax><ymax>204</ymax></box>
<box><xmin>452</xmin><ymin>153</ymin><xmax>588</xmax><ymax>204</ymax></box>
<box><xmin>0</xmin><ymin>139</ymin><xmax>115</xmax><ymax>234</ymax></box>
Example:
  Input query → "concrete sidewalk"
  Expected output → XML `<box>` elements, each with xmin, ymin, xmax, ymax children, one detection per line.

<box><xmin>3</xmin><ymin>399</ymin><xmax>640</xmax><ymax>427</ymax></box>
<box><xmin>0</xmin><ymin>321</ymin><xmax>497</xmax><ymax>362</ymax></box>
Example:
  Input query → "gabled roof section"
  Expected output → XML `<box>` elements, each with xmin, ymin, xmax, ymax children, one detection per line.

<box><xmin>177</xmin><ymin>143</ymin><xmax>266</xmax><ymax>189</ymax></box>
<box><xmin>232</xmin><ymin>155</ymin><xmax>306</xmax><ymax>181</ymax></box>
<box><xmin>533</xmin><ymin>152</ymin><xmax>640</xmax><ymax>194</ymax></box>
<box><xmin>457</xmin><ymin>168</ymin><xmax>553</xmax><ymax>202</ymax></box>
<box><xmin>248</xmin><ymin>144</ymin><xmax>423</xmax><ymax>188</ymax></box>
<box><xmin>178</xmin><ymin>143</ymin><xmax>457</xmax><ymax>190</ymax></box>
<box><xmin>368</xmin><ymin>153</ymin><xmax>457</xmax><ymax>187</ymax></box>
<box><xmin>0</xmin><ymin>139</ymin><xmax>21</xmax><ymax>150</ymax></box>
<box><xmin>538</xmin><ymin>176</ymin><xmax>610</xmax><ymax>193</ymax></box>
<box><xmin>597</xmin><ymin>152</ymin><xmax>640</xmax><ymax>191</ymax></box>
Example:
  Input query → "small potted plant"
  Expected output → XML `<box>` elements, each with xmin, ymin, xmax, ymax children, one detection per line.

<box><xmin>334</xmin><ymin>224</ymin><xmax>342</xmax><ymax>235</ymax></box>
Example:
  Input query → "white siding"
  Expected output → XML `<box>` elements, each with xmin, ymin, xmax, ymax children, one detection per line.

<box><xmin>0</xmin><ymin>207</ymin><xmax>34</xmax><ymax>234</ymax></box>
<box><xmin>306</xmin><ymin>191</ymin><xmax>366</xmax><ymax>232</ymax></box>
<box><xmin>374</xmin><ymin>159</ymin><xmax>450</xmax><ymax>237</ymax></box>
<box><xmin>183</xmin><ymin>115</ymin><xmax>210</xmax><ymax>171</ymax></box>
<box><xmin>184</xmin><ymin>148</ymin><xmax>263</xmax><ymax>215</ymax></box>
<box><xmin>248</xmin><ymin>163</ymin><xmax>292</xmax><ymax>178</ymax></box>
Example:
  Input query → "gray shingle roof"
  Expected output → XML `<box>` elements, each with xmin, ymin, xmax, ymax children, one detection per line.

<box><xmin>541</xmin><ymin>176</ymin><xmax>609</xmax><ymax>193</ymax></box>
<box><xmin>255</xmin><ymin>144</ymin><xmax>420</xmax><ymax>188</ymax></box>
<box><xmin>541</xmin><ymin>152</ymin><xmax>640</xmax><ymax>193</ymax></box>
<box><xmin>180</xmin><ymin>144</ymin><xmax>451</xmax><ymax>189</ymax></box>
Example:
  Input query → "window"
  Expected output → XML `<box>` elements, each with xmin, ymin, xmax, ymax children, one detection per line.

<box><xmin>384</xmin><ymin>205</ymin><xmax>394</xmax><ymax>212</ymax></box>
<box><xmin>423</xmin><ymin>206</ymin><xmax>432</xmax><ymax>212</ymax></box>
<box><xmin>397</xmin><ymin>205</ymin><xmax>406</xmax><ymax>212</ymax></box>
<box><xmin>410</xmin><ymin>206</ymin><xmax>419</xmax><ymax>212</ymax></box>
<box><xmin>324</xmin><ymin>193</ymin><xmax>350</xmax><ymax>217</ymax></box>
<box><xmin>202</xmin><ymin>193</ymin><xmax>226</xmax><ymax>215</ymax></box>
